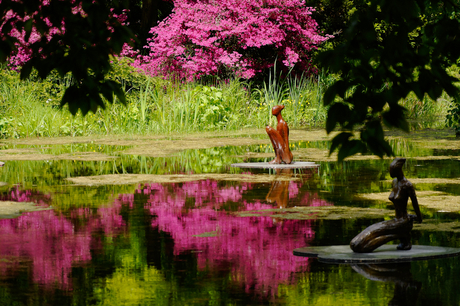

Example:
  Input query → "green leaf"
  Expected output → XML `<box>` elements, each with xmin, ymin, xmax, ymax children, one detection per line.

<box><xmin>326</xmin><ymin>103</ymin><xmax>351</xmax><ymax>133</ymax></box>
<box><xmin>361</xmin><ymin>121</ymin><xmax>393</xmax><ymax>157</ymax></box>
<box><xmin>99</xmin><ymin>83</ymin><xmax>114</xmax><ymax>104</ymax></box>
<box><xmin>61</xmin><ymin>85</ymin><xmax>82</xmax><ymax>115</ymax></box>
<box><xmin>337</xmin><ymin>139</ymin><xmax>366</xmax><ymax>162</ymax></box>
<box><xmin>106</xmin><ymin>80</ymin><xmax>126</xmax><ymax>105</ymax></box>
<box><xmin>23</xmin><ymin>19</ymin><xmax>33</xmax><ymax>42</ymax></box>
<box><xmin>323</xmin><ymin>80</ymin><xmax>348</xmax><ymax>106</ymax></box>
<box><xmin>329</xmin><ymin>132</ymin><xmax>353</xmax><ymax>156</ymax></box>
<box><xmin>323</xmin><ymin>86</ymin><xmax>336</xmax><ymax>106</ymax></box>
<box><xmin>382</xmin><ymin>104</ymin><xmax>409</xmax><ymax>131</ymax></box>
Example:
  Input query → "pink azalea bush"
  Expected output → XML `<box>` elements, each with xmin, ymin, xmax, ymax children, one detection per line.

<box><xmin>136</xmin><ymin>0</ymin><xmax>331</xmax><ymax>80</ymax></box>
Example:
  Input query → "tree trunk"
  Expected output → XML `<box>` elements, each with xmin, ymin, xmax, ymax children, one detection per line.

<box><xmin>141</xmin><ymin>0</ymin><xmax>159</xmax><ymax>33</ymax></box>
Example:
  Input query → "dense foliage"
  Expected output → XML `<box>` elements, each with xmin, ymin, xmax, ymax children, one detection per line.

<box><xmin>319</xmin><ymin>0</ymin><xmax>460</xmax><ymax>161</ymax></box>
<box><xmin>0</xmin><ymin>59</ymin><xmax>329</xmax><ymax>137</ymax></box>
<box><xmin>0</xmin><ymin>0</ymin><xmax>133</xmax><ymax>115</ymax></box>
<box><xmin>136</xmin><ymin>0</ymin><xmax>330</xmax><ymax>80</ymax></box>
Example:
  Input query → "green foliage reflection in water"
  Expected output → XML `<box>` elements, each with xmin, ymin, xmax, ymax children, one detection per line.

<box><xmin>0</xmin><ymin>136</ymin><xmax>459</xmax><ymax>212</ymax></box>
<box><xmin>1</xmin><ymin>134</ymin><xmax>460</xmax><ymax>304</ymax></box>
<box><xmin>93</xmin><ymin>209</ymin><xmax>170</xmax><ymax>306</ymax></box>
<box><xmin>0</xmin><ymin>140</ymin><xmax>328</xmax><ymax>187</ymax></box>
<box><xmin>279</xmin><ymin>264</ymin><xmax>394</xmax><ymax>305</ymax></box>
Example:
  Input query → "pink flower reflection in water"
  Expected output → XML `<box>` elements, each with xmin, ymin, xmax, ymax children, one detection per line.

<box><xmin>138</xmin><ymin>181</ymin><xmax>332</xmax><ymax>296</ymax></box>
<box><xmin>0</xmin><ymin>195</ymin><xmax>126</xmax><ymax>290</ymax></box>
<box><xmin>0</xmin><ymin>187</ymin><xmax>51</xmax><ymax>206</ymax></box>
<box><xmin>0</xmin><ymin>210</ymin><xmax>90</xmax><ymax>290</ymax></box>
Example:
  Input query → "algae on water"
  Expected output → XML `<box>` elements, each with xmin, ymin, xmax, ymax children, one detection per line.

<box><xmin>355</xmin><ymin>190</ymin><xmax>460</xmax><ymax>212</ymax></box>
<box><xmin>66</xmin><ymin>173</ymin><xmax>302</xmax><ymax>186</ymax></box>
<box><xmin>235</xmin><ymin>206</ymin><xmax>393</xmax><ymax>220</ymax></box>
<box><xmin>0</xmin><ymin>201</ymin><xmax>53</xmax><ymax>219</ymax></box>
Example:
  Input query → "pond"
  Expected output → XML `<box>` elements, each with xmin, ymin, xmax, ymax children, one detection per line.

<box><xmin>0</xmin><ymin>129</ymin><xmax>460</xmax><ymax>305</ymax></box>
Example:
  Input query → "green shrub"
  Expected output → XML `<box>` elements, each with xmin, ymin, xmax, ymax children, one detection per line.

<box><xmin>0</xmin><ymin>59</ymin><xmax>337</xmax><ymax>138</ymax></box>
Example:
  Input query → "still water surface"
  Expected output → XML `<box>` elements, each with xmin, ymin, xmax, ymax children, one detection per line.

<box><xmin>0</xmin><ymin>137</ymin><xmax>460</xmax><ymax>305</ymax></box>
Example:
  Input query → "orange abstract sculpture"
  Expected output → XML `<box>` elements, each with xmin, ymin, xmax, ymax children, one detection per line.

<box><xmin>266</xmin><ymin>105</ymin><xmax>293</xmax><ymax>164</ymax></box>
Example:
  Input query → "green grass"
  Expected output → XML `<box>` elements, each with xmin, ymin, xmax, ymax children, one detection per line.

<box><xmin>0</xmin><ymin>59</ymin><xmax>329</xmax><ymax>138</ymax></box>
<box><xmin>0</xmin><ymin>58</ymin><xmax>452</xmax><ymax>139</ymax></box>
<box><xmin>399</xmin><ymin>91</ymin><xmax>451</xmax><ymax>129</ymax></box>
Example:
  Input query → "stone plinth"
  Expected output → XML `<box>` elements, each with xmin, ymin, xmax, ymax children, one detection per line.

<box><xmin>231</xmin><ymin>162</ymin><xmax>319</xmax><ymax>169</ymax></box>
<box><xmin>293</xmin><ymin>245</ymin><xmax>460</xmax><ymax>263</ymax></box>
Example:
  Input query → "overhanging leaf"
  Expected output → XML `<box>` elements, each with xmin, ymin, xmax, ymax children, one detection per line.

<box><xmin>329</xmin><ymin>132</ymin><xmax>353</xmax><ymax>156</ymax></box>
<box><xmin>337</xmin><ymin>139</ymin><xmax>366</xmax><ymax>162</ymax></box>
<box><xmin>326</xmin><ymin>103</ymin><xmax>351</xmax><ymax>133</ymax></box>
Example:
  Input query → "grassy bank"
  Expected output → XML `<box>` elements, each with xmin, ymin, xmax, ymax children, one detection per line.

<box><xmin>0</xmin><ymin>58</ymin><xmax>452</xmax><ymax>139</ymax></box>
<box><xmin>0</xmin><ymin>59</ymin><xmax>330</xmax><ymax>138</ymax></box>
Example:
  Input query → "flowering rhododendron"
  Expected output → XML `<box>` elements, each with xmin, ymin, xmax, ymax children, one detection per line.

<box><xmin>136</xmin><ymin>0</ymin><xmax>331</xmax><ymax>80</ymax></box>
<box><xmin>0</xmin><ymin>2</ymin><xmax>64</xmax><ymax>68</ymax></box>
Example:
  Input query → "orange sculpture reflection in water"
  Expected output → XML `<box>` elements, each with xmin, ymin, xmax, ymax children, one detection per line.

<box><xmin>265</xmin><ymin>169</ymin><xmax>292</xmax><ymax>209</ymax></box>
<box><xmin>266</xmin><ymin>105</ymin><xmax>293</xmax><ymax>164</ymax></box>
<box><xmin>265</xmin><ymin>169</ymin><xmax>320</xmax><ymax>210</ymax></box>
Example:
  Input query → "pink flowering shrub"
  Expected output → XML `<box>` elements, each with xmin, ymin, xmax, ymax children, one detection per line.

<box><xmin>136</xmin><ymin>0</ymin><xmax>331</xmax><ymax>80</ymax></box>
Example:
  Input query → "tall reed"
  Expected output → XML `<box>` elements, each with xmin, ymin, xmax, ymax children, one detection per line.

<box><xmin>0</xmin><ymin>62</ymin><xmax>337</xmax><ymax>138</ymax></box>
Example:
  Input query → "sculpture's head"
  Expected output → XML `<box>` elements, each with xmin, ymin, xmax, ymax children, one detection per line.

<box><xmin>271</xmin><ymin>105</ymin><xmax>285</xmax><ymax>116</ymax></box>
<box><xmin>389</xmin><ymin>158</ymin><xmax>406</xmax><ymax>178</ymax></box>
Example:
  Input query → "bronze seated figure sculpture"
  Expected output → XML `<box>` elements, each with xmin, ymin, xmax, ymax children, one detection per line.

<box><xmin>266</xmin><ymin>105</ymin><xmax>293</xmax><ymax>164</ymax></box>
<box><xmin>350</xmin><ymin>158</ymin><xmax>422</xmax><ymax>253</ymax></box>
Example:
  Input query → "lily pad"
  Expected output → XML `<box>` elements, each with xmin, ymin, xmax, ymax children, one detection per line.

<box><xmin>354</xmin><ymin>190</ymin><xmax>460</xmax><ymax>212</ymax></box>
<box><xmin>414</xmin><ymin>220</ymin><xmax>460</xmax><ymax>232</ymax></box>
<box><xmin>354</xmin><ymin>190</ymin><xmax>446</xmax><ymax>201</ymax></box>
<box><xmin>57</xmin><ymin>152</ymin><xmax>118</xmax><ymax>161</ymax></box>
<box><xmin>0</xmin><ymin>153</ymin><xmax>56</xmax><ymax>161</ymax></box>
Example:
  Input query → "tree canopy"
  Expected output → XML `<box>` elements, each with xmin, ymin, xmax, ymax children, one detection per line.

<box><xmin>0</xmin><ymin>0</ymin><xmax>134</xmax><ymax>115</ymax></box>
<box><xmin>318</xmin><ymin>0</ymin><xmax>460</xmax><ymax>161</ymax></box>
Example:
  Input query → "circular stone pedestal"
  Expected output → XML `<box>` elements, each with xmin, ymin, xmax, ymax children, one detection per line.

<box><xmin>293</xmin><ymin>245</ymin><xmax>460</xmax><ymax>263</ymax></box>
<box><xmin>231</xmin><ymin>161</ymin><xmax>319</xmax><ymax>169</ymax></box>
